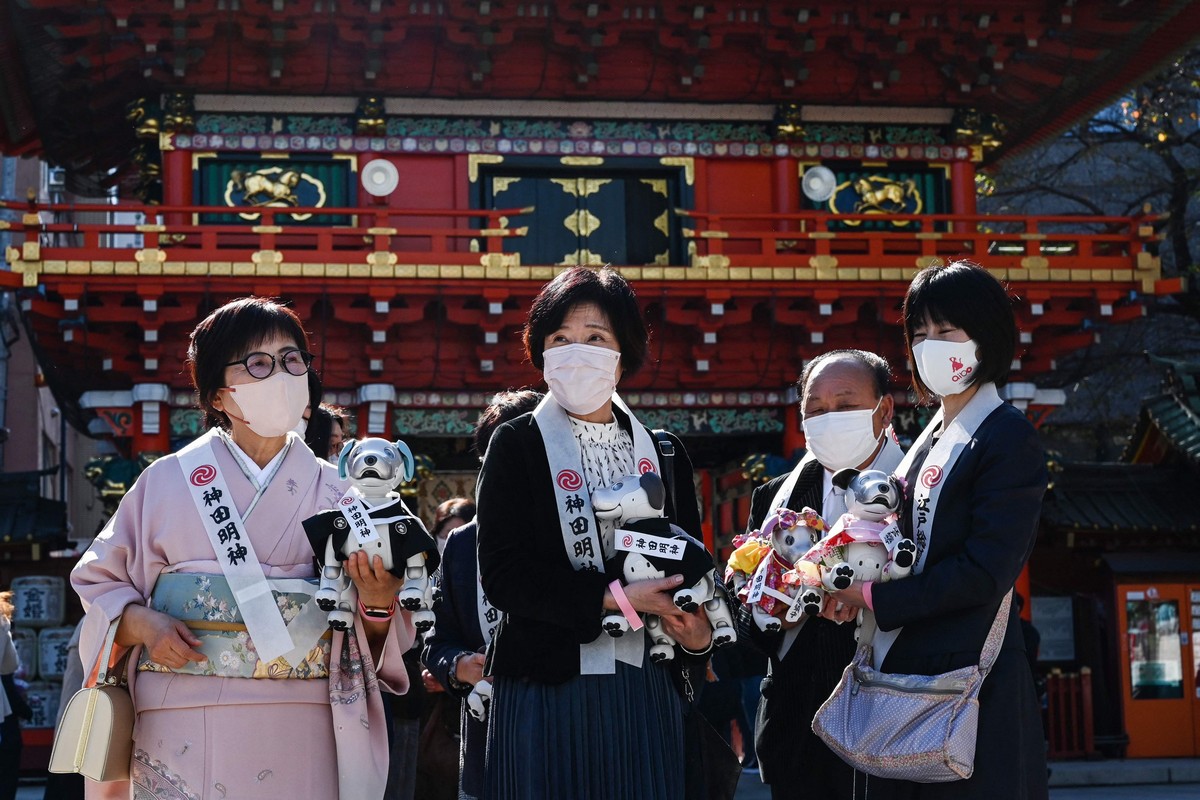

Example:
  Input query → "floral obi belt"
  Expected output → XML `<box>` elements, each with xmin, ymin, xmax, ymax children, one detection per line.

<box><xmin>138</xmin><ymin>573</ymin><xmax>331</xmax><ymax>680</ymax></box>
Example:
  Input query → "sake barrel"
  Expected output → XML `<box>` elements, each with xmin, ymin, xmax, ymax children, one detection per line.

<box><xmin>23</xmin><ymin>680</ymin><xmax>62</xmax><ymax>728</ymax></box>
<box><xmin>10</xmin><ymin>625</ymin><xmax>37</xmax><ymax>679</ymax></box>
<box><xmin>38</xmin><ymin>626</ymin><xmax>75</xmax><ymax>681</ymax></box>
<box><xmin>10</xmin><ymin>575</ymin><xmax>66</xmax><ymax>628</ymax></box>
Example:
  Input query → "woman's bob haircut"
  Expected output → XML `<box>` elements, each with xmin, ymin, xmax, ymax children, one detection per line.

<box><xmin>188</xmin><ymin>297</ymin><xmax>311</xmax><ymax>430</ymax></box>
<box><xmin>522</xmin><ymin>266</ymin><xmax>649</xmax><ymax>376</ymax></box>
<box><xmin>902</xmin><ymin>260</ymin><xmax>1017</xmax><ymax>404</ymax></box>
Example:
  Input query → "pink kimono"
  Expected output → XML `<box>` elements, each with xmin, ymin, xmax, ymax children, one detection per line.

<box><xmin>72</xmin><ymin>430</ymin><xmax>414</xmax><ymax>800</ymax></box>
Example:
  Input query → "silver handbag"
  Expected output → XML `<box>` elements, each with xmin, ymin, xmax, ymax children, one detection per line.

<box><xmin>812</xmin><ymin>591</ymin><xmax>1011</xmax><ymax>783</ymax></box>
<box><xmin>48</xmin><ymin>619</ymin><xmax>134</xmax><ymax>782</ymax></box>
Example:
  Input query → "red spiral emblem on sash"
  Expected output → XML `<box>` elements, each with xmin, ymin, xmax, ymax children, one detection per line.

<box><xmin>638</xmin><ymin>458</ymin><xmax>655</xmax><ymax>475</ymax></box>
<box><xmin>920</xmin><ymin>465</ymin><xmax>942</xmax><ymax>488</ymax></box>
<box><xmin>189</xmin><ymin>464</ymin><xmax>216</xmax><ymax>486</ymax></box>
<box><xmin>556</xmin><ymin>469</ymin><xmax>583</xmax><ymax>491</ymax></box>
<box><xmin>340</xmin><ymin>495</ymin><xmax>355</xmax><ymax>506</ymax></box>
<box><xmin>622</xmin><ymin>533</ymin><xmax>634</xmax><ymax>548</ymax></box>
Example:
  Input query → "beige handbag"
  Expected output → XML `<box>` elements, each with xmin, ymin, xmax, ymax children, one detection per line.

<box><xmin>48</xmin><ymin>619</ymin><xmax>135</xmax><ymax>781</ymax></box>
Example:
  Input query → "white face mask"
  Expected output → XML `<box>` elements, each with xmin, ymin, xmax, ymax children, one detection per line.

<box><xmin>293</xmin><ymin>418</ymin><xmax>309</xmax><ymax>437</ymax></box>
<box><xmin>221</xmin><ymin>371</ymin><xmax>310</xmax><ymax>438</ymax></box>
<box><xmin>802</xmin><ymin>396</ymin><xmax>884</xmax><ymax>472</ymax></box>
<box><xmin>913</xmin><ymin>338</ymin><xmax>980</xmax><ymax>397</ymax></box>
<box><xmin>543</xmin><ymin>342</ymin><xmax>621</xmax><ymax>416</ymax></box>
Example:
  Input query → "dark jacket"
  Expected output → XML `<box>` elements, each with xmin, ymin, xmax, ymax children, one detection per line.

<box><xmin>422</xmin><ymin>520</ymin><xmax>489</xmax><ymax>800</ymax></box>
<box><xmin>733</xmin><ymin>458</ymin><xmax>859</xmax><ymax>795</ymax></box>
<box><xmin>477</xmin><ymin>406</ymin><xmax>703</xmax><ymax>685</ymax></box>
<box><xmin>868</xmin><ymin>400</ymin><xmax>1049</xmax><ymax>800</ymax></box>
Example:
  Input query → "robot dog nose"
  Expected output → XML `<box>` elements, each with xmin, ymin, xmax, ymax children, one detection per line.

<box><xmin>364</xmin><ymin>455</ymin><xmax>377</xmax><ymax>466</ymax></box>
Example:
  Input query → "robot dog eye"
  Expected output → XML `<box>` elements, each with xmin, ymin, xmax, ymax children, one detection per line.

<box><xmin>611</xmin><ymin>481</ymin><xmax>624</xmax><ymax>490</ymax></box>
<box><xmin>384</xmin><ymin>448</ymin><xmax>395</xmax><ymax>458</ymax></box>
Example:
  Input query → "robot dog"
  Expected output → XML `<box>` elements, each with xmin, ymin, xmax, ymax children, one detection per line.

<box><xmin>726</xmin><ymin>506</ymin><xmax>829</xmax><ymax>632</ymax></box>
<box><xmin>787</xmin><ymin>468</ymin><xmax>915</xmax><ymax>640</ymax></box>
<box><xmin>303</xmin><ymin>438</ymin><xmax>440</xmax><ymax>632</ymax></box>
<box><xmin>592</xmin><ymin>471</ymin><xmax>736</xmax><ymax>662</ymax></box>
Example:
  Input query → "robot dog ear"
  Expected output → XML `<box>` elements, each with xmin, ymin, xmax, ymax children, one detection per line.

<box><xmin>393</xmin><ymin>440</ymin><xmax>416</xmax><ymax>482</ymax></box>
<box><xmin>639</xmin><ymin>472</ymin><xmax>666</xmax><ymax>512</ymax></box>
<box><xmin>337</xmin><ymin>440</ymin><xmax>356</xmax><ymax>480</ymax></box>
<box><xmin>831</xmin><ymin>468</ymin><xmax>860</xmax><ymax>491</ymax></box>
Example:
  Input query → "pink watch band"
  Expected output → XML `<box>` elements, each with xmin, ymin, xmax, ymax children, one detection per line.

<box><xmin>862</xmin><ymin>581</ymin><xmax>875</xmax><ymax>612</ymax></box>
<box><xmin>609</xmin><ymin>580</ymin><xmax>644</xmax><ymax>631</ymax></box>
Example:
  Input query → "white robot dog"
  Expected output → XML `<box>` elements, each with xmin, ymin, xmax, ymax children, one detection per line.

<box><xmin>303</xmin><ymin>438</ymin><xmax>440</xmax><ymax>632</ymax></box>
<box><xmin>593</xmin><ymin>471</ymin><xmax>736</xmax><ymax>662</ymax></box>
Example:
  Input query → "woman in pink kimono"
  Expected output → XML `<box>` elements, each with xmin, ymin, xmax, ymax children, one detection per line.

<box><xmin>72</xmin><ymin>297</ymin><xmax>414</xmax><ymax>800</ymax></box>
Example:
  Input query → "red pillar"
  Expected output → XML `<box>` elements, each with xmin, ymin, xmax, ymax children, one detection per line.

<box><xmin>782</xmin><ymin>404</ymin><xmax>805</xmax><ymax>460</ymax></box>
<box><xmin>951</xmin><ymin>161</ymin><xmax>977</xmax><ymax>216</ymax></box>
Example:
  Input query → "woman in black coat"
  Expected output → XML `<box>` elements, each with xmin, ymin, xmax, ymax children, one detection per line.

<box><xmin>832</xmin><ymin>261</ymin><xmax>1049</xmax><ymax>800</ymax></box>
<box><xmin>476</xmin><ymin>267</ymin><xmax>714</xmax><ymax>800</ymax></box>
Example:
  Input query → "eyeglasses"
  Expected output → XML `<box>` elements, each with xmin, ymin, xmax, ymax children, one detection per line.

<box><xmin>224</xmin><ymin>349</ymin><xmax>314</xmax><ymax>380</ymax></box>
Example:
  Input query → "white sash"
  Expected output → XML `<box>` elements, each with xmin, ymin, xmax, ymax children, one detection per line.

<box><xmin>177</xmin><ymin>437</ymin><xmax>302</xmax><ymax>664</ymax></box>
<box><xmin>533</xmin><ymin>393</ymin><xmax>661</xmax><ymax>674</ymax></box>
<box><xmin>476</xmin><ymin>546</ymin><xmax>500</xmax><ymax>647</ymax></box>
<box><xmin>337</xmin><ymin>487</ymin><xmax>382</xmax><ymax>545</ymax></box>
<box><xmin>871</xmin><ymin>383</ymin><xmax>1003</xmax><ymax>669</ymax></box>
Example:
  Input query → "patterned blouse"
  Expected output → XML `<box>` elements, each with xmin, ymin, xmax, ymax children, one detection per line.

<box><xmin>569</xmin><ymin>416</ymin><xmax>635</xmax><ymax>559</ymax></box>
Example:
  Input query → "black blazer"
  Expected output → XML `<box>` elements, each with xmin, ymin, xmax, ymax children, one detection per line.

<box><xmin>733</xmin><ymin>459</ymin><xmax>859</xmax><ymax>790</ymax></box>
<box><xmin>423</xmin><ymin>520</ymin><xmax>488</xmax><ymax>695</ymax></box>
<box><xmin>477</xmin><ymin>406</ymin><xmax>703</xmax><ymax>685</ymax></box>
<box><xmin>421</xmin><ymin>520</ymin><xmax>488</xmax><ymax>800</ymax></box>
<box><xmin>869</xmin><ymin>400</ymin><xmax>1049</xmax><ymax>800</ymax></box>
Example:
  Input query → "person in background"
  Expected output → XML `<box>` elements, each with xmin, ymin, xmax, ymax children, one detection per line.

<box><xmin>733</xmin><ymin>348</ymin><xmax>904</xmax><ymax>800</ymax></box>
<box><xmin>71</xmin><ymin>297</ymin><xmax>415</xmax><ymax>799</ymax></box>
<box><xmin>431</xmin><ymin>497</ymin><xmax>477</xmax><ymax>557</ymax></box>
<box><xmin>305</xmin><ymin>402</ymin><xmax>349</xmax><ymax>461</ymax></box>
<box><xmin>831</xmin><ymin>260</ymin><xmax>1049</xmax><ymax>800</ymax></box>
<box><xmin>43</xmin><ymin>618</ymin><xmax>86</xmax><ymax>800</ymax></box>
<box><xmin>326</xmin><ymin>404</ymin><xmax>347</xmax><ymax>458</ymax></box>
<box><xmin>423</xmin><ymin>390</ymin><xmax>544</xmax><ymax>800</ymax></box>
<box><xmin>1</xmin><ymin>590</ymin><xmax>33</xmax><ymax>800</ymax></box>
<box><xmin>477</xmin><ymin>267</ymin><xmax>712</xmax><ymax>799</ymax></box>
<box><xmin>386</xmin><ymin>504</ymin><xmax>478</xmax><ymax>800</ymax></box>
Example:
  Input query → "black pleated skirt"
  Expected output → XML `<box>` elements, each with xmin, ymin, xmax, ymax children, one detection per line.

<box><xmin>483</xmin><ymin>656</ymin><xmax>685</xmax><ymax>800</ymax></box>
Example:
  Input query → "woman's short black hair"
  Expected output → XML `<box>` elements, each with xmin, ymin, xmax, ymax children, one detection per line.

<box><xmin>902</xmin><ymin>260</ymin><xmax>1017</xmax><ymax>404</ymax></box>
<box><xmin>472</xmin><ymin>389</ymin><xmax>544</xmax><ymax>458</ymax></box>
<box><xmin>522</xmin><ymin>266</ymin><xmax>649</xmax><ymax>376</ymax></box>
<box><xmin>188</xmin><ymin>297</ymin><xmax>311</xmax><ymax>430</ymax></box>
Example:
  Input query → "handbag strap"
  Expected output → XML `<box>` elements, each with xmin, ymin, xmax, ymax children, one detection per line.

<box><xmin>865</xmin><ymin>589</ymin><xmax>1013</xmax><ymax>674</ymax></box>
<box><xmin>978</xmin><ymin>589</ymin><xmax>1013</xmax><ymax>674</ymax></box>
<box><xmin>95</xmin><ymin>619</ymin><xmax>127</xmax><ymax>688</ymax></box>
<box><xmin>653</xmin><ymin>429</ymin><xmax>676</xmax><ymax>520</ymax></box>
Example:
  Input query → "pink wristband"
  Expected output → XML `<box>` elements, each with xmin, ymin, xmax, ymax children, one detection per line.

<box><xmin>861</xmin><ymin>581</ymin><xmax>875</xmax><ymax>612</ymax></box>
<box><xmin>608</xmin><ymin>580</ymin><xmax>644</xmax><ymax>631</ymax></box>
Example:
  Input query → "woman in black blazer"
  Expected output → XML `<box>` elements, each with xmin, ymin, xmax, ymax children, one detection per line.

<box><xmin>476</xmin><ymin>267</ymin><xmax>713</xmax><ymax>800</ymax></box>
<box><xmin>833</xmin><ymin>261</ymin><xmax>1049</xmax><ymax>800</ymax></box>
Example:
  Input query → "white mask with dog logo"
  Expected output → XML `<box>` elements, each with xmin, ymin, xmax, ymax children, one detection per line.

<box><xmin>543</xmin><ymin>342</ymin><xmax>621</xmax><ymax>416</ymax></box>
<box><xmin>913</xmin><ymin>338</ymin><xmax>979</xmax><ymax>397</ymax></box>
<box><xmin>221</xmin><ymin>371</ymin><xmax>310</xmax><ymax>438</ymax></box>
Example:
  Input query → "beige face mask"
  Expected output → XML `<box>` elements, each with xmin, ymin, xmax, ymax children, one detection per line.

<box><xmin>221</xmin><ymin>371</ymin><xmax>310</xmax><ymax>438</ymax></box>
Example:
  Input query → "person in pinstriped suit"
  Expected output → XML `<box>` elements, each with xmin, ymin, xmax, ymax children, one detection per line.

<box><xmin>731</xmin><ymin>349</ymin><xmax>904</xmax><ymax>800</ymax></box>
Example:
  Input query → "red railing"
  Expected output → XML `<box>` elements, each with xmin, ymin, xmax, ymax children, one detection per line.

<box><xmin>1045</xmin><ymin>667</ymin><xmax>1098</xmax><ymax>760</ymax></box>
<box><xmin>1</xmin><ymin>199</ymin><xmax>1165</xmax><ymax>278</ymax></box>
<box><xmin>0</xmin><ymin>199</ymin><xmax>532</xmax><ymax>265</ymax></box>
<box><xmin>679</xmin><ymin>209</ymin><xmax>1161</xmax><ymax>274</ymax></box>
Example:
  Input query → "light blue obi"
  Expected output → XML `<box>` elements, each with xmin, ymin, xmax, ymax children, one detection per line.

<box><xmin>138</xmin><ymin>573</ymin><xmax>331</xmax><ymax>680</ymax></box>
